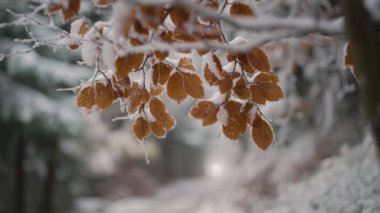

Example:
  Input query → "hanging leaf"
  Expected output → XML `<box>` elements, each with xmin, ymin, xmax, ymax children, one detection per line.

<box><xmin>190</xmin><ymin>101</ymin><xmax>220</xmax><ymax>126</ymax></box>
<box><xmin>222</xmin><ymin>101</ymin><xmax>243</xmax><ymax>140</ymax></box>
<box><xmin>149</xmin><ymin>98</ymin><xmax>176</xmax><ymax>130</ymax></box>
<box><xmin>62</xmin><ymin>0</ymin><xmax>81</xmax><ymax>21</ymax></box>
<box><xmin>150</xmin><ymin>122</ymin><xmax>167</xmax><ymax>138</ymax></box>
<box><xmin>230</xmin><ymin>2</ymin><xmax>255</xmax><ymax>17</ymax></box>
<box><xmin>251</xmin><ymin>114</ymin><xmax>273</xmax><ymax>150</ymax></box>
<box><xmin>250</xmin><ymin>72</ymin><xmax>283</xmax><ymax>105</ymax></box>
<box><xmin>170</xmin><ymin>6</ymin><xmax>190</xmax><ymax>28</ymax></box>
<box><xmin>182</xmin><ymin>73</ymin><xmax>205</xmax><ymax>99</ymax></box>
<box><xmin>167</xmin><ymin>72</ymin><xmax>188</xmax><ymax>103</ymax></box>
<box><xmin>233</xmin><ymin>77</ymin><xmax>251</xmax><ymax>99</ymax></box>
<box><xmin>248</xmin><ymin>48</ymin><xmax>270</xmax><ymax>72</ymax></box>
<box><xmin>133</xmin><ymin>117</ymin><xmax>151</xmax><ymax>141</ymax></box>
<box><xmin>115</xmin><ymin>53</ymin><xmax>145</xmax><ymax>80</ymax></box>
<box><xmin>95</xmin><ymin>82</ymin><xmax>115</xmax><ymax>110</ymax></box>
<box><xmin>154</xmin><ymin>51</ymin><xmax>169</xmax><ymax>60</ymax></box>
<box><xmin>152</xmin><ymin>63</ymin><xmax>172</xmax><ymax>86</ymax></box>
<box><xmin>77</xmin><ymin>85</ymin><xmax>96</xmax><ymax>110</ymax></box>
<box><xmin>178</xmin><ymin>57</ymin><xmax>196</xmax><ymax>72</ymax></box>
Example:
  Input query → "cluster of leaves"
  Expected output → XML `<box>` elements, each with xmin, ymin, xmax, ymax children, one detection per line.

<box><xmin>48</xmin><ymin>0</ymin><xmax>284</xmax><ymax>150</ymax></box>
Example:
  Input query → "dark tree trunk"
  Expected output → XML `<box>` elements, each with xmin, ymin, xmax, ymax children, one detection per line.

<box><xmin>43</xmin><ymin>137</ymin><xmax>59</xmax><ymax>213</ymax></box>
<box><xmin>343</xmin><ymin>0</ymin><xmax>380</xmax><ymax>150</ymax></box>
<box><xmin>14</xmin><ymin>134</ymin><xmax>26</xmax><ymax>213</ymax></box>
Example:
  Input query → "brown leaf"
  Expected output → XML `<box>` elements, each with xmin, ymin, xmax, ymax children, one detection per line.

<box><xmin>219</xmin><ymin>74</ymin><xmax>233</xmax><ymax>94</ymax></box>
<box><xmin>167</xmin><ymin>72</ymin><xmax>188</xmax><ymax>103</ymax></box>
<box><xmin>149</xmin><ymin>97</ymin><xmax>176</xmax><ymax>130</ymax></box>
<box><xmin>182</xmin><ymin>73</ymin><xmax>205</xmax><ymax>99</ymax></box>
<box><xmin>154</xmin><ymin>51</ymin><xmax>169</xmax><ymax>60</ymax></box>
<box><xmin>190</xmin><ymin>101</ymin><xmax>219</xmax><ymax>126</ymax></box>
<box><xmin>95</xmin><ymin>82</ymin><xmax>115</xmax><ymax>110</ymax></box>
<box><xmin>62</xmin><ymin>0</ymin><xmax>81</xmax><ymax>21</ymax></box>
<box><xmin>237</xmin><ymin>53</ymin><xmax>255</xmax><ymax>73</ymax></box>
<box><xmin>150</xmin><ymin>122</ymin><xmax>167</xmax><ymax>138</ymax></box>
<box><xmin>133</xmin><ymin>117</ymin><xmax>151</xmax><ymax>141</ymax></box>
<box><xmin>138</xmin><ymin>5</ymin><xmax>165</xmax><ymax>29</ymax></box>
<box><xmin>115</xmin><ymin>53</ymin><xmax>145</xmax><ymax>80</ymax></box>
<box><xmin>170</xmin><ymin>6</ymin><xmax>190</xmax><ymax>28</ymax></box>
<box><xmin>152</xmin><ymin>63</ymin><xmax>172</xmax><ymax>86</ymax></box>
<box><xmin>223</xmin><ymin>119</ymin><xmax>240</xmax><ymax>140</ymax></box>
<box><xmin>230</xmin><ymin>2</ymin><xmax>255</xmax><ymax>17</ymax></box>
<box><xmin>150</xmin><ymin>85</ymin><xmax>164</xmax><ymax>96</ymax></box>
<box><xmin>251</xmin><ymin>114</ymin><xmax>273</xmax><ymax>150</ymax></box>
<box><xmin>233</xmin><ymin>77</ymin><xmax>251</xmax><ymax>100</ymax></box>
<box><xmin>179</xmin><ymin>57</ymin><xmax>196</xmax><ymax>72</ymax></box>
<box><xmin>250</xmin><ymin>72</ymin><xmax>283</xmax><ymax>105</ymax></box>
<box><xmin>77</xmin><ymin>85</ymin><xmax>96</xmax><ymax>110</ymax></box>
<box><xmin>248</xmin><ymin>48</ymin><xmax>270</xmax><ymax>72</ymax></box>
<box><xmin>92</xmin><ymin>0</ymin><xmax>114</xmax><ymax>8</ymax></box>
<box><xmin>204</xmin><ymin>54</ymin><xmax>223</xmax><ymax>86</ymax></box>
<box><xmin>198</xmin><ymin>0</ymin><xmax>219</xmax><ymax>25</ymax></box>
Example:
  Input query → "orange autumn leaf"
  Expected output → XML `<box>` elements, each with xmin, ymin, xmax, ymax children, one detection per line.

<box><xmin>248</xmin><ymin>48</ymin><xmax>271</xmax><ymax>72</ymax></box>
<box><xmin>115</xmin><ymin>53</ymin><xmax>145</xmax><ymax>80</ymax></box>
<box><xmin>152</xmin><ymin>63</ymin><xmax>172</xmax><ymax>86</ymax></box>
<box><xmin>182</xmin><ymin>73</ymin><xmax>205</xmax><ymax>99</ymax></box>
<box><xmin>230</xmin><ymin>2</ymin><xmax>255</xmax><ymax>17</ymax></box>
<box><xmin>170</xmin><ymin>6</ymin><xmax>190</xmax><ymax>28</ymax></box>
<box><xmin>154</xmin><ymin>51</ymin><xmax>169</xmax><ymax>60</ymax></box>
<box><xmin>62</xmin><ymin>0</ymin><xmax>81</xmax><ymax>21</ymax></box>
<box><xmin>190</xmin><ymin>100</ymin><xmax>219</xmax><ymax>126</ymax></box>
<box><xmin>222</xmin><ymin>101</ymin><xmax>243</xmax><ymax>140</ymax></box>
<box><xmin>167</xmin><ymin>72</ymin><xmax>188</xmax><ymax>103</ymax></box>
<box><xmin>149</xmin><ymin>98</ymin><xmax>176</xmax><ymax>130</ymax></box>
<box><xmin>251</xmin><ymin>114</ymin><xmax>273</xmax><ymax>150</ymax></box>
<box><xmin>77</xmin><ymin>85</ymin><xmax>96</xmax><ymax>110</ymax></box>
<box><xmin>150</xmin><ymin>122</ymin><xmax>167</xmax><ymax>138</ymax></box>
<box><xmin>95</xmin><ymin>82</ymin><xmax>115</xmax><ymax>110</ymax></box>
<box><xmin>133</xmin><ymin>117</ymin><xmax>151</xmax><ymax>141</ymax></box>
<box><xmin>250</xmin><ymin>72</ymin><xmax>283</xmax><ymax>105</ymax></box>
<box><xmin>178</xmin><ymin>57</ymin><xmax>196</xmax><ymax>72</ymax></box>
<box><xmin>233</xmin><ymin>77</ymin><xmax>251</xmax><ymax>100</ymax></box>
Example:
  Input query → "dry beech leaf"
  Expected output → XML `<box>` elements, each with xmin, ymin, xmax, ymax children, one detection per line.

<box><xmin>190</xmin><ymin>101</ymin><xmax>219</xmax><ymax>126</ymax></box>
<box><xmin>250</xmin><ymin>72</ymin><xmax>283</xmax><ymax>105</ymax></box>
<box><xmin>182</xmin><ymin>73</ymin><xmax>205</xmax><ymax>99</ymax></box>
<box><xmin>62</xmin><ymin>0</ymin><xmax>81</xmax><ymax>21</ymax></box>
<box><xmin>237</xmin><ymin>53</ymin><xmax>255</xmax><ymax>73</ymax></box>
<box><xmin>233</xmin><ymin>77</ymin><xmax>251</xmax><ymax>99</ymax></box>
<box><xmin>170</xmin><ymin>6</ymin><xmax>190</xmax><ymax>28</ymax></box>
<box><xmin>219</xmin><ymin>74</ymin><xmax>233</xmax><ymax>94</ymax></box>
<box><xmin>150</xmin><ymin>85</ymin><xmax>164</xmax><ymax>97</ymax></box>
<box><xmin>230</xmin><ymin>2</ymin><xmax>255</xmax><ymax>17</ymax></box>
<box><xmin>154</xmin><ymin>51</ymin><xmax>169</xmax><ymax>60</ymax></box>
<box><xmin>204</xmin><ymin>54</ymin><xmax>223</xmax><ymax>86</ymax></box>
<box><xmin>92</xmin><ymin>0</ymin><xmax>113</xmax><ymax>8</ymax></box>
<box><xmin>248</xmin><ymin>48</ymin><xmax>270</xmax><ymax>72</ymax></box>
<box><xmin>251</xmin><ymin>114</ymin><xmax>273</xmax><ymax>150</ymax></box>
<box><xmin>138</xmin><ymin>5</ymin><xmax>165</xmax><ymax>29</ymax></box>
<box><xmin>115</xmin><ymin>53</ymin><xmax>145</xmax><ymax>80</ymax></box>
<box><xmin>222</xmin><ymin>101</ymin><xmax>243</xmax><ymax>140</ymax></box>
<box><xmin>133</xmin><ymin>117</ymin><xmax>151</xmax><ymax>141</ymax></box>
<box><xmin>127</xmin><ymin>84</ymin><xmax>150</xmax><ymax>114</ymax></box>
<box><xmin>134</xmin><ymin>19</ymin><xmax>149</xmax><ymax>35</ymax></box>
<box><xmin>77</xmin><ymin>86</ymin><xmax>96</xmax><ymax>110</ymax></box>
<box><xmin>167</xmin><ymin>72</ymin><xmax>188</xmax><ymax>103</ymax></box>
<box><xmin>179</xmin><ymin>58</ymin><xmax>196</xmax><ymax>72</ymax></box>
<box><xmin>149</xmin><ymin>98</ymin><xmax>175</xmax><ymax>130</ymax></box>
<box><xmin>152</xmin><ymin>63</ymin><xmax>172</xmax><ymax>85</ymax></box>
<box><xmin>95</xmin><ymin>83</ymin><xmax>115</xmax><ymax>110</ymax></box>
<box><xmin>112</xmin><ymin>75</ymin><xmax>131</xmax><ymax>98</ymax></box>
<box><xmin>150</xmin><ymin>122</ymin><xmax>167</xmax><ymax>138</ymax></box>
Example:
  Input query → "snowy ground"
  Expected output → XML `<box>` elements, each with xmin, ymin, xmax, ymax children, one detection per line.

<box><xmin>76</xmin><ymin>132</ymin><xmax>380</xmax><ymax>213</ymax></box>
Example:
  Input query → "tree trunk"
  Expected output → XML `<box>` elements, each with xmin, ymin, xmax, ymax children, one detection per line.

<box><xmin>43</xmin><ymin>137</ymin><xmax>59</xmax><ymax>213</ymax></box>
<box><xmin>14</xmin><ymin>134</ymin><xmax>26</xmax><ymax>213</ymax></box>
<box><xmin>343</xmin><ymin>0</ymin><xmax>380</xmax><ymax>150</ymax></box>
